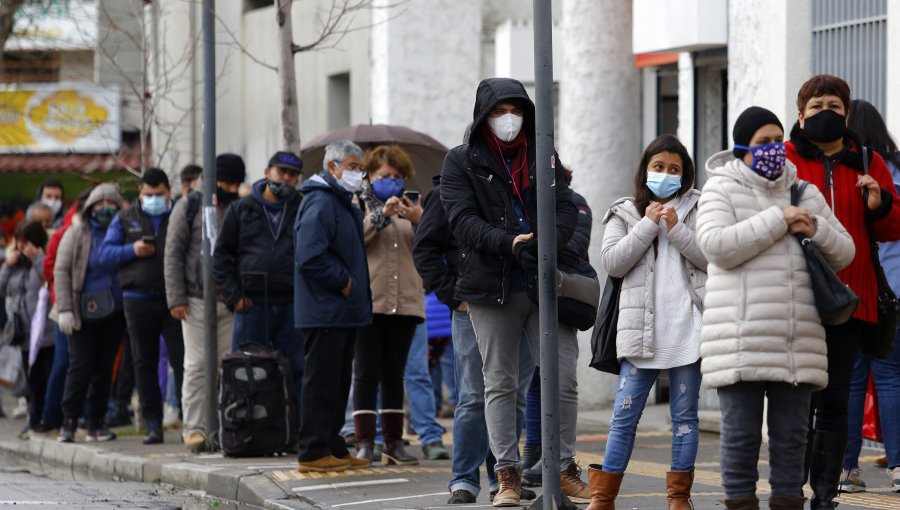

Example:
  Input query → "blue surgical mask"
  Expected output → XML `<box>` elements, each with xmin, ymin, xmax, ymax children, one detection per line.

<box><xmin>141</xmin><ymin>195</ymin><xmax>168</xmax><ymax>216</ymax></box>
<box><xmin>646</xmin><ymin>172</ymin><xmax>682</xmax><ymax>199</ymax></box>
<box><xmin>734</xmin><ymin>142</ymin><xmax>786</xmax><ymax>180</ymax></box>
<box><xmin>372</xmin><ymin>177</ymin><xmax>405</xmax><ymax>202</ymax></box>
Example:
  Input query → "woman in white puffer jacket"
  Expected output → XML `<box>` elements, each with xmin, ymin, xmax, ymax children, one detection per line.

<box><xmin>697</xmin><ymin>107</ymin><xmax>855</xmax><ymax>510</ymax></box>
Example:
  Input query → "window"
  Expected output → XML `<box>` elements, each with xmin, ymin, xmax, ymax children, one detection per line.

<box><xmin>328</xmin><ymin>72</ymin><xmax>350</xmax><ymax>130</ymax></box>
<box><xmin>244</xmin><ymin>0</ymin><xmax>274</xmax><ymax>12</ymax></box>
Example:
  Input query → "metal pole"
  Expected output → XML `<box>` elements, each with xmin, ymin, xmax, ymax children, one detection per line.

<box><xmin>531</xmin><ymin>1</ymin><xmax>571</xmax><ymax>509</ymax></box>
<box><xmin>201</xmin><ymin>0</ymin><xmax>219</xmax><ymax>445</ymax></box>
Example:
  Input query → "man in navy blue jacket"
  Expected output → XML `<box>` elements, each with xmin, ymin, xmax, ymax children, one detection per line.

<box><xmin>294</xmin><ymin>140</ymin><xmax>372</xmax><ymax>472</ymax></box>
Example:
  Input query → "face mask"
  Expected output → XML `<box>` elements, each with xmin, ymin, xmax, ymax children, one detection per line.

<box><xmin>43</xmin><ymin>199</ymin><xmax>62</xmax><ymax>216</ymax></box>
<box><xmin>735</xmin><ymin>142</ymin><xmax>787</xmax><ymax>180</ymax></box>
<box><xmin>216</xmin><ymin>187</ymin><xmax>239</xmax><ymax>209</ymax></box>
<box><xmin>803</xmin><ymin>109</ymin><xmax>846</xmax><ymax>143</ymax></box>
<box><xmin>487</xmin><ymin>113</ymin><xmax>524</xmax><ymax>142</ymax></box>
<box><xmin>268</xmin><ymin>179</ymin><xmax>292</xmax><ymax>199</ymax></box>
<box><xmin>371</xmin><ymin>177</ymin><xmax>405</xmax><ymax>202</ymax></box>
<box><xmin>141</xmin><ymin>195</ymin><xmax>168</xmax><ymax>216</ymax></box>
<box><xmin>93</xmin><ymin>206</ymin><xmax>117</xmax><ymax>226</ymax></box>
<box><xmin>338</xmin><ymin>169</ymin><xmax>365</xmax><ymax>192</ymax></box>
<box><xmin>645</xmin><ymin>172</ymin><xmax>682</xmax><ymax>199</ymax></box>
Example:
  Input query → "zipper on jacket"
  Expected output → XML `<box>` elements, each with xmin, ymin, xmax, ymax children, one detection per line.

<box><xmin>824</xmin><ymin>158</ymin><xmax>835</xmax><ymax>208</ymax></box>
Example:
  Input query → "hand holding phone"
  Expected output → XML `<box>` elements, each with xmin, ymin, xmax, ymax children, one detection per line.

<box><xmin>402</xmin><ymin>190</ymin><xmax>420</xmax><ymax>204</ymax></box>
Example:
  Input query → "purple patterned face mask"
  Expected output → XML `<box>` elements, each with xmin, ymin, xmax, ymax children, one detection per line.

<box><xmin>735</xmin><ymin>142</ymin><xmax>786</xmax><ymax>180</ymax></box>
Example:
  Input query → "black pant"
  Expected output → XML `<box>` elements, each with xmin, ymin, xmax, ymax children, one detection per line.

<box><xmin>61</xmin><ymin>312</ymin><xmax>126</xmax><ymax>424</ymax></box>
<box><xmin>298</xmin><ymin>327</ymin><xmax>355</xmax><ymax>462</ymax></box>
<box><xmin>353</xmin><ymin>314</ymin><xmax>418</xmax><ymax>411</ymax></box>
<box><xmin>810</xmin><ymin>319</ymin><xmax>864</xmax><ymax>432</ymax></box>
<box><xmin>24</xmin><ymin>345</ymin><xmax>54</xmax><ymax>428</ymax></box>
<box><xmin>123</xmin><ymin>297</ymin><xmax>184</xmax><ymax>422</ymax></box>
<box><xmin>114</xmin><ymin>334</ymin><xmax>135</xmax><ymax>407</ymax></box>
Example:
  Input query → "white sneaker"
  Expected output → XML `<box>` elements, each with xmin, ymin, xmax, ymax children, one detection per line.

<box><xmin>162</xmin><ymin>404</ymin><xmax>182</xmax><ymax>430</ymax></box>
<box><xmin>839</xmin><ymin>468</ymin><xmax>866</xmax><ymax>493</ymax></box>
<box><xmin>891</xmin><ymin>466</ymin><xmax>900</xmax><ymax>493</ymax></box>
<box><xmin>12</xmin><ymin>397</ymin><xmax>27</xmax><ymax>419</ymax></box>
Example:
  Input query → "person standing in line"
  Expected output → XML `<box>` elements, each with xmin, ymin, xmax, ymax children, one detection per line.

<box><xmin>786</xmin><ymin>75</ymin><xmax>900</xmax><ymax>509</ymax></box>
<box><xmin>294</xmin><ymin>140</ymin><xmax>372</xmax><ymax>472</ymax></box>
<box><xmin>439</xmin><ymin>77</ymin><xmax>582</xmax><ymax>507</ymax></box>
<box><xmin>99</xmin><ymin>168</ymin><xmax>184</xmax><ymax>445</ymax></box>
<box><xmin>838</xmin><ymin>99</ymin><xmax>900</xmax><ymax>494</ymax></box>
<box><xmin>699</xmin><ymin>106</ymin><xmax>855</xmax><ymax>510</ymax></box>
<box><xmin>35</xmin><ymin>179</ymin><xmax>65</xmax><ymax>229</ymax></box>
<box><xmin>54</xmin><ymin>184</ymin><xmax>127</xmax><ymax>443</ymax></box>
<box><xmin>166</xmin><ymin>154</ymin><xmax>245</xmax><ymax>452</ymax></box>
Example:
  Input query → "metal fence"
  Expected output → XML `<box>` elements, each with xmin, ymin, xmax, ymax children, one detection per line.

<box><xmin>812</xmin><ymin>0</ymin><xmax>887</xmax><ymax>112</ymax></box>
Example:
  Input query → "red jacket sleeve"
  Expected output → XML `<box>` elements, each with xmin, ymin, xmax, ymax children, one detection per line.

<box><xmin>44</xmin><ymin>224</ymin><xmax>70</xmax><ymax>304</ymax></box>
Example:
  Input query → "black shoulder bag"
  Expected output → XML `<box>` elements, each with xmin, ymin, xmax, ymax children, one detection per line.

<box><xmin>791</xmin><ymin>181</ymin><xmax>859</xmax><ymax>325</ymax></box>
<box><xmin>588</xmin><ymin>275</ymin><xmax>622</xmax><ymax>374</ymax></box>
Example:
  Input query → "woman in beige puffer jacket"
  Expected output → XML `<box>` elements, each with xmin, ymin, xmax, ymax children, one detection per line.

<box><xmin>697</xmin><ymin>107</ymin><xmax>855</xmax><ymax>510</ymax></box>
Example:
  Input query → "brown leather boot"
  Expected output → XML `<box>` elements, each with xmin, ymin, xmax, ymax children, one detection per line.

<box><xmin>768</xmin><ymin>495</ymin><xmax>806</xmax><ymax>510</ymax></box>
<box><xmin>353</xmin><ymin>411</ymin><xmax>377</xmax><ymax>445</ymax></box>
<box><xmin>724</xmin><ymin>495</ymin><xmax>760</xmax><ymax>510</ymax></box>
<box><xmin>666</xmin><ymin>470</ymin><xmax>694</xmax><ymax>509</ymax></box>
<box><xmin>381</xmin><ymin>411</ymin><xmax>418</xmax><ymax>465</ymax></box>
<box><xmin>586</xmin><ymin>464</ymin><xmax>624</xmax><ymax>510</ymax></box>
<box><xmin>493</xmin><ymin>466</ymin><xmax>522</xmax><ymax>507</ymax></box>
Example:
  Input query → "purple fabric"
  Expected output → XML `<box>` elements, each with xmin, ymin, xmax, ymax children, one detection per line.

<box><xmin>158</xmin><ymin>336</ymin><xmax>168</xmax><ymax>397</ymax></box>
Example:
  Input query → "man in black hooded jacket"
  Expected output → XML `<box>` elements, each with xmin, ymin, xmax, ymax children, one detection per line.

<box><xmin>440</xmin><ymin>77</ymin><xmax>586</xmax><ymax>506</ymax></box>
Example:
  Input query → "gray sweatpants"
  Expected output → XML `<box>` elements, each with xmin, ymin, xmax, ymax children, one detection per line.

<box><xmin>469</xmin><ymin>291</ymin><xmax>579</xmax><ymax>470</ymax></box>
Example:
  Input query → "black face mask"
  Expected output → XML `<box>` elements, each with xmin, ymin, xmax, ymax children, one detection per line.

<box><xmin>803</xmin><ymin>109</ymin><xmax>846</xmax><ymax>143</ymax></box>
<box><xmin>216</xmin><ymin>187</ymin><xmax>239</xmax><ymax>208</ymax></box>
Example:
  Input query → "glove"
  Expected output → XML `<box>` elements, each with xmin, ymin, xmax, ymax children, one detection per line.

<box><xmin>58</xmin><ymin>311</ymin><xmax>75</xmax><ymax>336</ymax></box>
<box><xmin>514</xmin><ymin>239</ymin><xmax>539</xmax><ymax>274</ymax></box>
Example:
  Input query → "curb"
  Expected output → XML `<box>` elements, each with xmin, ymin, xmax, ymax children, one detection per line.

<box><xmin>0</xmin><ymin>436</ymin><xmax>308</xmax><ymax>508</ymax></box>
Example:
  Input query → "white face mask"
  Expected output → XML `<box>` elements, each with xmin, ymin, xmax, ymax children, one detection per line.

<box><xmin>338</xmin><ymin>169</ymin><xmax>365</xmax><ymax>192</ymax></box>
<box><xmin>487</xmin><ymin>113</ymin><xmax>524</xmax><ymax>142</ymax></box>
<box><xmin>43</xmin><ymin>199</ymin><xmax>62</xmax><ymax>216</ymax></box>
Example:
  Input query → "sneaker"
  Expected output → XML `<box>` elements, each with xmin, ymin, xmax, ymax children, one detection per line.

<box><xmin>12</xmin><ymin>398</ymin><xmax>27</xmax><ymax>419</ymax></box>
<box><xmin>422</xmin><ymin>441</ymin><xmax>450</xmax><ymax>460</ymax></box>
<box><xmin>492</xmin><ymin>467</ymin><xmax>521</xmax><ymax>507</ymax></box>
<box><xmin>184</xmin><ymin>431</ymin><xmax>206</xmax><ymax>452</ymax></box>
<box><xmin>57</xmin><ymin>418</ymin><xmax>76</xmax><ymax>443</ymax></box>
<box><xmin>17</xmin><ymin>424</ymin><xmax>31</xmax><ymax>440</ymax></box>
<box><xmin>448</xmin><ymin>489</ymin><xmax>476</xmax><ymax>504</ymax></box>
<box><xmin>85</xmin><ymin>426</ymin><xmax>117</xmax><ymax>442</ymax></box>
<box><xmin>891</xmin><ymin>466</ymin><xmax>900</xmax><ymax>493</ymax></box>
<box><xmin>143</xmin><ymin>420</ymin><xmax>164</xmax><ymax>445</ymax></box>
<box><xmin>163</xmin><ymin>405</ymin><xmax>182</xmax><ymax>430</ymax></box>
<box><xmin>297</xmin><ymin>455</ymin><xmax>351</xmax><ymax>473</ymax></box>
<box><xmin>560</xmin><ymin>463</ymin><xmax>591</xmax><ymax>503</ymax></box>
<box><xmin>839</xmin><ymin>468</ymin><xmax>866</xmax><ymax>493</ymax></box>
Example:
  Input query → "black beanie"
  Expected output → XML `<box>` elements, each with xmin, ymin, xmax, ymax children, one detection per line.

<box><xmin>732</xmin><ymin>106</ymin><xmax>784</xmax><ymax>158</ymax></box>
<box><xmin>217</xmin><ymin>153</ymin><xmax>246</xmax><ymax>183</ymax></box>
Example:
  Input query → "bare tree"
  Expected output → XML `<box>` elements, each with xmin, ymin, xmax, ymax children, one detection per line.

<box><xmin>0</xmin><ymin>0</ymin><xmax>26</xmax><ymax>57</ymax></box>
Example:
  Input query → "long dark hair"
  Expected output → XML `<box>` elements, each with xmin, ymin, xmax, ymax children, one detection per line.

<box><xmin>849</xmin><ymin>99</ymin><xmax>900</xmax><ymax>168</ymax></box>
<box><xmin>633</xmin><ymin>134</ymin><xmax>695</xmax><ymax>216</ymax></box>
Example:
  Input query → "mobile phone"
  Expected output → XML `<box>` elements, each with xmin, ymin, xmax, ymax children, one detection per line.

<box><xmin>403</xmin><ymin>190</ymin><xmax>420</xmax><ymax>203</ymax></box>
<box><xmin>142</xmin><ymin>235</ymin><xmax>155</xmax><ymax>244</ymax></box>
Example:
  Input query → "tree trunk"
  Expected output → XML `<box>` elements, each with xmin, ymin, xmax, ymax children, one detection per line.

<box><xmin>276</xmin><ymin>0</ymin><xmax>301</xmax><ymax>155</ymax></box>
<box><xmin>0</xmin><ymin>0</ymin><xmax>26</xmax><ymax>62</ymax></box>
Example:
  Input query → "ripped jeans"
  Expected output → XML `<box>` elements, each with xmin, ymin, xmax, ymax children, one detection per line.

<box><xmin>601</xmin><ymin>359</ymin><xmax>701</xmax><ymax>473</ymax></box>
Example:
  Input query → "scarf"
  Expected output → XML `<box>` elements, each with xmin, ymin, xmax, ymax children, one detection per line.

<box><xmin>484</xmin><ymin>125</ymin><xmax>531</xmax><ymax>197</ymax></box>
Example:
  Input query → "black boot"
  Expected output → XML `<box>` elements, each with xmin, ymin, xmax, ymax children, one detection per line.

<box><xmin>809</xmin><ymin>430</ymin><xmax>847</xmax><ymax>509</ymax></box>
<box><xmin>521</xmin><ymin>443</ymin><xmax>541</xmax><ymax>470</ymax></box>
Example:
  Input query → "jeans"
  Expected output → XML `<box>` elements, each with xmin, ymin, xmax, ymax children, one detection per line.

<box><xmin>525</xmin><ymin>368</ymin><xmax>541</xmax><ymax>446</ymax></box>
<box><xmin>298</xmin><ymin>327</ymin><xmax>355</xmax><ymax>462</ymax></box>
<box><xmin>61</xmin><ymin>312</ymin><xmax>126</xmax><ymax>424</ymax></box>
<box><xmin>233</xmin><ymin>303</ymin><xmax>305</xmax><ymax>432</ymax></box>
<box><xmin>431</xmin><ymin>339</ymin><xmax>457</xmax><ymax>406</ymax></box>
<box><xmin>123</xmin><ymin>297</ymin><xmax>184</xmax><ymax>423</ymax></box>
<box><xmin>844</xmin><ymin>327</ymin><xmax>900</xmax><ymax>470</ymax></box>
<box><xmin>405</xmin><ymin>322</ymin><xmax>445</xmax><ymax>445</ymax></box>
<box><xmin>181</xmin><ymin>297</ymin><xmax>233</xmax><ymax>437</ymax></box>
<box><xmin>448</xmin><ymin>309</ymin><xmax>531</xmax><ymax>496</ymax></box>
<box><xmin>719</xmin><ymin>381</ymin><xmax>812</xmax><ymax>498</ymax></box>
<box><xmin>602</xmin><ymin>359</ymin><xmax>701</xmax><ymax>473</ymax></box>
<box><xmin>468</xmin><ymin>291</ymin><xmax>577</xmax><ymax>470</ymax></box>
<box><xmin>40</xmin><ymin>325</ymin><xmax>69</xmax><ymax>427</ymax></box>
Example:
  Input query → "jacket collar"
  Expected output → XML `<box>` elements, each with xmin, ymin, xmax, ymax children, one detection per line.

<box><xmin>789</xmin><ymin>121</ymin><xmax>869</xmax><ymax>172</ymax></box>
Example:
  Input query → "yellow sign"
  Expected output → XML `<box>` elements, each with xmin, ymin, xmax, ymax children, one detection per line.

<box><xmin>28</xmin><ymin>90</ymin><xmax>109</xmax><ymax>143</ymax></box>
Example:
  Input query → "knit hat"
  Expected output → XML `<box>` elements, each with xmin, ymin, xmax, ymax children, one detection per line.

<box><xmin>217</xmin><ymin>153</ymin><xmax>246</xmax><ymax>183</ymax></box>
<box><xmin>732</xmin><ymin>106</ymin><xmax>784</xmax><ymax>158</ymax></box>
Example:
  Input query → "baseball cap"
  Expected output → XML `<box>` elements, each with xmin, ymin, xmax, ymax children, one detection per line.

<box><xmin>268</xmin><ymin>151</ymin><xmax>303</xmax><ymax>173</ymax></box>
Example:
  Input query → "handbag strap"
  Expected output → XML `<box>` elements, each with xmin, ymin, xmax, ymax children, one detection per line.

<box><xmin>790</xmin><ymin>181</ymin><xmax>809</xmax><ymax>207</ymax></box>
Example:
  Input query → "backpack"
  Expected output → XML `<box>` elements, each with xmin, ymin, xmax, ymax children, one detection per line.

<box><xmin>218</xmin><ymin>343</ymin><xmax>295</xmax><ymax>457</ymax></box>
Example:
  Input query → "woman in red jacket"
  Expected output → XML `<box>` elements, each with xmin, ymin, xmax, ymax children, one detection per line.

<box><xmin>786</xmin><ymin>74</ymin><xmax>900</xmax><ymax>509</ymax></box>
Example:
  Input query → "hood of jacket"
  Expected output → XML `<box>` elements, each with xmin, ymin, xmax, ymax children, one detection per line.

<box><xmin>80</xmin><ymin>183</ymin><xmax>124</xmax><ymax>222</ymax></box>
<box><xmin>705</xmin><ymin>149</ymin><xmax>799</xmax><ymax>192</ymax></box>
<box><xmin>468</xmin><ymin>78</ymin><xmax>536</xmax><ymax>145</ymax></box>
<box><xmin>300</xmin><ymin>171</ymin><xmax>355</xmax><ymax>208</ymax></box>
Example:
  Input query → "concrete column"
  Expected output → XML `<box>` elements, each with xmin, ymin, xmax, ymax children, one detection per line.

<box><xmin>887</xmin><ymin>1</ymin><xmax>900</xmax><ymax>137</ymax></box>
<box><xmin>728</xmin><ymin>0</ymin><xmax>811</xmax><ymax>129</ymax></box>
<box><xmin>370</xmin><ymin>0</ymin><xmax>483</xmax><ymax>151</ymax></box>
<box><xmin>677</xmin><ymin>52</ymin><xmax>695</xmax><ymax>158</ymax></box>
<box><xmin>561</xmin><ymin>0</ymin><xmax>640</xmax><ymax>409</ymax></box>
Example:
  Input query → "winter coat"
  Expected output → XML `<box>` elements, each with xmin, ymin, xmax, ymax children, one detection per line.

<box><xmin>164</xmin><ymin>191</ymin><xmax>227</xmax><ymax>308</ymax></box>
<box><xmin>697</xmin><ymin>151</ymin><xmax>856</xmax><ymax>390</ymax></box>
<box><xmin>600</xmin><ymin>189</ymin><xmax>707</xmax><ymax>360</ymax></box>
<box><xmin>213</xmin><ymin>179</ymin><xmax>301</xmax><ymax>308</ymax></box>
<box><xmin>425</xmin><ymin>292</ymin><xmax>452</xmax><ymax>339</ymax></box>
<box><xmin>412</xmin><ymin>177</ymin><xmax>461</xmax><ymax>310</ymax></box>
<box><xmin>100</xmin><ymin>202</ymin><xmax>170</xmax><ymax>298</ymax></box>
<box><xmin>55</xmin><ymin>184</ymin><xmax>127</xmax><ymax>332</ymax></box>
<box><xmin>0</xmin><ymin>253</ymin><xmax>54</xmax><ymax>349</ymax></box>
<box><xmin>360</xmin><ymin>187</ymin><xmax>425</xmax><ymax>320</ymax></box>
<box><xmin>786</xmin><ymin>125</ymin><xmax>900</xmax><ymax>323</ymax></box>
<box><xmin>293</xmin><ymin>171</ymin><xmax>372</xmax><ymax>329</ymax></box>
<box><xmin>440</xmin><ymin>77</ymin><xmax>578</xmax><ymax>305</ymax></box>
<box><xmin>560</xmin><ymin>191</ymin><xmax>596</xmax><ymax>277</ymax></box>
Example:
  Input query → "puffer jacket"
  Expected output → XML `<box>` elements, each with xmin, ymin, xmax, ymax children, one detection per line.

<box><xmin>697</xmin><ymin>151</ymin><xmax>855</xmax><ymax>389</ymax></box>
<box><xmin>0</xmin><ymin>253</ymin><xmax>53</xmax><ymax>350</ymax></box>
<box><xmin>600</xmin><ymin>189</ymin><xmax>707</xmax><ymax>360</ymax></box>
